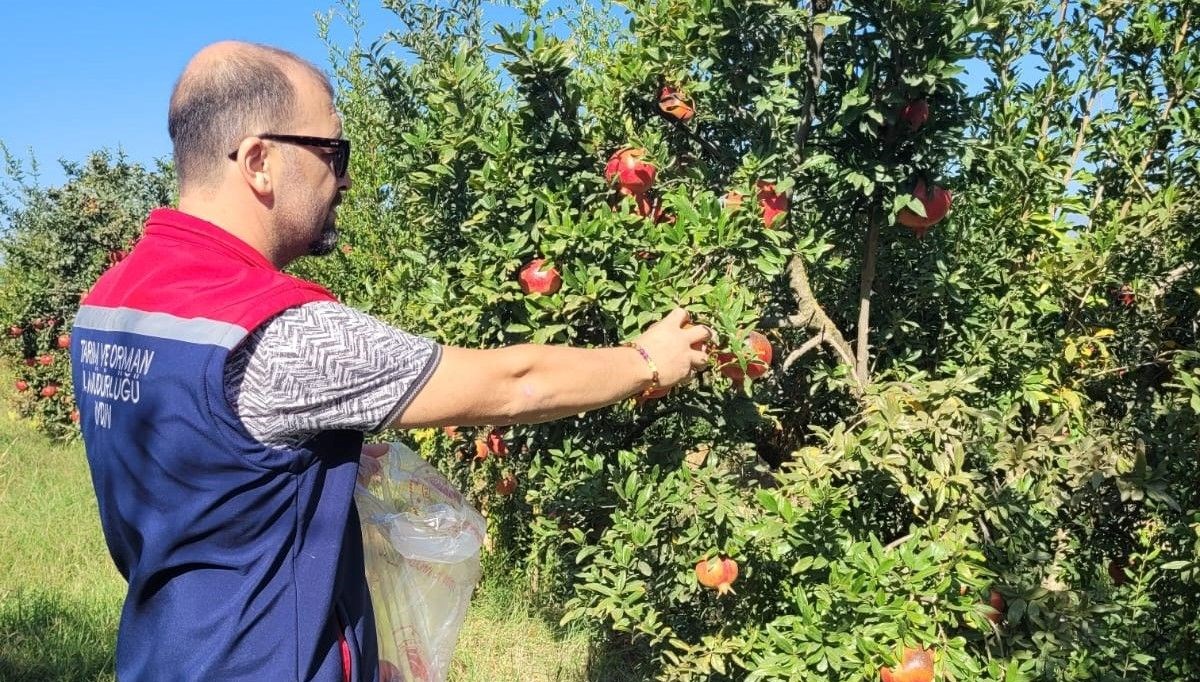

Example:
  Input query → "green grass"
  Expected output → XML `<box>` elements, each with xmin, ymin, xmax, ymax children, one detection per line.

<box><xmin>0</xmin><ymin>365</ymin><xmax>625</xmax><ymax>682</ymax></box>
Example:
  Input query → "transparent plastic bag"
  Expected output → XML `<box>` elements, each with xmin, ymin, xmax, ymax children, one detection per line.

<box><xmin>356</xmin><ymin>442</ymin><xmax>487</xmax><ymax>682</ymax></box>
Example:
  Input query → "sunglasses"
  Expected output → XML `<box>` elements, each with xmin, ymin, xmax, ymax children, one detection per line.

<box><xmin>227</xmin><ymin>133</ymin><xmax>351</xmax><ymax>178</ymax></box>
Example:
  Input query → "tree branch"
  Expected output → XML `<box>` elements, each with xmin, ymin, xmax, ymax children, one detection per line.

<box><xmin>794</xmin><ymin>0</ymin><xmax>832</xmax><ymax>165</ymax></box>
<box><xmin>855</xmin><ymin>206</ymin><xmax>882</xmax><ymax>384</ymax></box>
<box><xmin>782</xmin><ymin>335</ymin><xmax>824</xmax><ymax>372</ymax></box>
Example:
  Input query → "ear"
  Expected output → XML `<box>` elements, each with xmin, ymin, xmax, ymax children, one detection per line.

<box><xmin>232</xmin><ymin>137</ymin><xmax>274</xmax><ymax>198</ymax></box>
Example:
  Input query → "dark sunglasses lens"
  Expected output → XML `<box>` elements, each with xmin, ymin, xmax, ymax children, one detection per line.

<box><xmin>334</xmin><ymin>145</ymin><xmax>349</xmax><ymax>177</ymax></box>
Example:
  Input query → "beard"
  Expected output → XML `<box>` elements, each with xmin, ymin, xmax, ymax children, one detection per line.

<box><xmin>306</xmin><ymin>200</ymin><xmax>341</xmax><ymax>257</ymax></box>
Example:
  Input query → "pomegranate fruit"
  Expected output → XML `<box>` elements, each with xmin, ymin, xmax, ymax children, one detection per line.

<box><xmin>472</xmin><ymin>438</ymin><xmax>490</xmax><ymax>462</ymax></box>
<box><xmin>40</xmin><ymin>384</ymin><xmax>58</xmax><ymax>398</ymax></box>
<box><xmin>1117</xmin><ymin>284</ymin><xmax>1135</xmax><ymax>307</ymax></box>
<box><xmin>879</xmin><ymin>647</ymin><xmax>934</xmax><ymax>682</ymax></box>
<box><xmin>38</xmin><ymin>354</ymin><xmax>53</xmax><ymax>366</ymax></box>
<box><xmin>519</xmin><ymin>259</ymin><xmax>562</xmax><ymax>296</ymax></box>
<box><xmin>716</xmin><ymin>331</ymin><xmax>773</xmax><ymax>382</ymax></box>
<box><xmin>495</xmin><ymin>474</ymin><xmax>518</xmax><ymax>496</ymax></box>
<box><xmin>898</xmin><ymin>99</ymin><xmax>930</xmax><ymax>132</ymax></box>
<box><xmin>15</xmin><ymin>380</ymin><xmax>29</xmax><ymax>392</ymax></box>
<box><xmin>987</xmin><ymin>589</ymin><xmax>1005</xmax><ymax>624</ymax></box>
<box><xmin>70</xmin><ymin>409</ymin><xmax>80</xmax><ymax>423</ymax></box>
<box><xmin>694</xmin><ymin>556</ymin><xmax>739</xmax><ymax>596</ymax></box>
<box><xmin>720</xmin><ymin>190</ymin><xmax>744</xmax><ymax>211</ymax></box>
<box><xmin>57</xmin><ymin>334</ymin><xmax>71</xmax><ymax>349</ymax></box>
<box><xmin>756</xmin><ymin>181</ymin><xmax>789</xmax><ymax>228</ymax></box>
<box><xmin>897</xmin><ymin>180</ymin><xmax>952</xmax><ymax>238</ymax></box>
<box><xmin>657</xmin><ymin>85</ymin><xmax>695</xmax><ymax>122</ymax></box>
<box><xmin>634</xmin><ymin>193</ymin><xmax>675</xmax><ymax>224</ymax></box>
<box><xmin>486</xmin><ymin>429</ymin><xmax>508</xmax><ymax>458</ymax></box>
<box><xmin>604</xmin><ymin>148</ymin><xmax>656</xmax><ymax>196</ymax></box>
<box><xmin>1109</xmin><ymin>558</ymin><xmax>1129</xmax><ymax>585</ymax></box>
<box><xmin>8</xmin><ymin>325</ymin><xmax>21</xmax><ymax>337</ymax></box>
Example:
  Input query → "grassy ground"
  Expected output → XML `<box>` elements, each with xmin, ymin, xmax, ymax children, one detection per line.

<box><xmin>0</xmin><ymin>370</ymin><xmax>622</xmax><ymax>682</ymax></box>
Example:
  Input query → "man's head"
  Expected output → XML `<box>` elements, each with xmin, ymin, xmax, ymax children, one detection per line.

<box><xmin>169</xmin><ymin>41</ymin><xmax>350</xmax><ymax>265</ymax></box>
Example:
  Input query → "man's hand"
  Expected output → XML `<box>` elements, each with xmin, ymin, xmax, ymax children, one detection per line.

<box><xmin>629</xmin><ymin>308</ymin><xmax>716</xmax><ymax>391</ymax></box>
<box><xmin>357</xmin><ymin>443</ymin><xmax>389</xmax><ymax>486</ymax></box>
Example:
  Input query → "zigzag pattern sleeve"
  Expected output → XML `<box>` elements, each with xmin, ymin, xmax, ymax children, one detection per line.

<box><xmin>223</xmin><ymin>301</ymin><xmax>442</xmax><ymax>449</ymax></box>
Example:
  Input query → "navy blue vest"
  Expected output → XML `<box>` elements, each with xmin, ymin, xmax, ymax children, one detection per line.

<box><xmin>71</xmin><ymin>208</ymin><xmax>377</xmax><ymax>681</ymax></box>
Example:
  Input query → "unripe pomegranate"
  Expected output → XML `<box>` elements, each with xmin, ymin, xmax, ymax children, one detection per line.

<box><xmin>694</xmin><ymin>556</ymin><xmax>739</xmax><ymax>595</ymax></box>
<box><xmin>495</xmin><ymin>474</ymin><xmax>518</xmax><ymax>496</ymax></box>
<box><xmin>756</xmin><ymin>181</ymin><xmax>789</xmax><ymax>228</ymax></box>
<box><xmin>604</xmin><ymin>148</ymin><xmax>656</xmax><ymax>196</ymax></box>
<box><xmin>897</xmin><ymin>180</ymin><xmax>952</xmax><ymax>238</ymax></box>
<box><xmin>879</xmin><ymin>647</ymin><xmax>934</xmax><ymax>682</ymax></box>
<box><xmin>15</xmin><ymin>380</ymin><xmax>29</xmax><ymax>392</ymax></box>
<box><xmin>40</xmin><ymin>384</ymin><xmax>58</xmax><ymax>398</ymax></box>
<box><xmin>657</xmin><ymin>86</ymin><xmax>695</xmax><ymax>122</ymax></box>
<box><xmin>898</xmin><ymin>99</ymin><xmax>930</xmax><ymax>132</ymax></box>
<box><xmin>715</xmin><ymin>331</ymin><xmax>773</xmax><ymax>382</ymax></box>
<box><xmin>519</xmin><ymin>258</ymin><xmax>562</xmax><ymax>296</ymax></box>
<box><xmin>57</xmin><ymin>334</ymin><xmax>71</xmax><ymax>349</ymax></box>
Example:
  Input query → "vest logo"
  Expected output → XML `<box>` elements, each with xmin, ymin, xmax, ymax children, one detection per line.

<box><xmin>77</xmin><ymin>339</ymin><xmax>157</xmax><ymax>428</ymax></box>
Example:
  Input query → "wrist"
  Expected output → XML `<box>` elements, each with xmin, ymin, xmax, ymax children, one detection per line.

<box><xmin>621</xmin><ymin>341</ymin><xmax>660</xmax><ymax>398</ymax></box>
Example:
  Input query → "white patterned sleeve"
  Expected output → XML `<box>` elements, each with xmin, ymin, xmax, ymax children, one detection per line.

<box><xmin>223</xmin><ymin>301</ymin><xmax>442</xmax><ymax>449</ymax></box>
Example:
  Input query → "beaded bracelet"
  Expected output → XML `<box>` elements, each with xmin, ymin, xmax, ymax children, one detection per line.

<box><xmin>622</xmin><ymin>341</ymin><xmax>661</xmax><ymax>398</ymax></box>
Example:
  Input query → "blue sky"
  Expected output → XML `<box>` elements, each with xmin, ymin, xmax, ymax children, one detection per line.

<box><xmin>1</xmin><ymin>2</ymin><xmax>997</xmax><ymax>191</ymax></box>
<box><xmin>0</xmin><ymin>2</ymin><xmax>404</xmax><ymax>187</ymax></box>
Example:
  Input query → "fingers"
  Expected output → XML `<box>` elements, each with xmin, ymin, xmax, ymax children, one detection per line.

<box><xmin>686</xmin><ymin>323</ymin><xmax>716</xmax><ymax>348</ymax></box>
<box><xmin>361</xmin><ymin>443</ymin><xmax>389</xmax><ymax>459</ymax></box>
<box><xmin>665</xmin><ymin>307</ymin><xmax>691</xmax><ymax>327</ymax></box>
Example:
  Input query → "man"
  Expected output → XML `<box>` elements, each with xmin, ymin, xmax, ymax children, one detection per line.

<box><xmin>69</xmin><ymin>41</ymin><xmax>712</xmax><ymax>681</ymax></box>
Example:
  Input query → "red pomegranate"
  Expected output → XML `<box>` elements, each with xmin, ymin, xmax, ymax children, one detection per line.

<box><xmin>715</xmin><ymin>331</ymin><xmax>773</xmax><ymax>382</ymax></box>
<box><xmin>898</xmin><ymin>99</ymin><xmax>930</xmax><ymax>132</ymax></box>
<box><xmin>694</xmin><ymin>556</ymin><xmax>739</xmax><ymax>596</ymax></box>
<box><xmin>604</xmin><ymin>148</ymin><xmax>656</xmax><ymax>196</ymax></box>
<box><xmin>495</xmin><ymin>474</ymin><xmax>518</xmax><ymax>496</ymax></box>
<box><xmin>486</xmin><ymin>430</ymin><xmax>509</xmax><ymax>458</ymax></box>
<box><xmin>519</xmin><ymin>259</ymin><xmax>562</xmax><ymax>296</ymax></box>
<box><xmin>657</xmin><ymin>86</ymin><xmax>695</xmax><ymax>122</ymax></box>
<box><xmin>756</xmin><ymin>181</ymin><xmax>789</xmax><ymax>228</ymax></box>
<box><xmin>897</xmin><ymin>179</ymin><xmax>952</xmax><ymax>238</ymax></box>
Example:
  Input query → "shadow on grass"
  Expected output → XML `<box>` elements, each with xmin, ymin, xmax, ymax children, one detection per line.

<box><xmin>0</xmin><ymin>589</ymin><xmax>117</xmax><ymax>682</ymax></box>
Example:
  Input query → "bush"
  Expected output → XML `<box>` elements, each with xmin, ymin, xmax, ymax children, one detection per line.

<box><xmin>0</xmin><ymin>148</ymin><xmax>174</xmax><ymax>439</ymax></box>
<box><xmin>313</xmin><ymin>0</ymin><xmax>1199</xmax><ymax>679</ymax></box>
